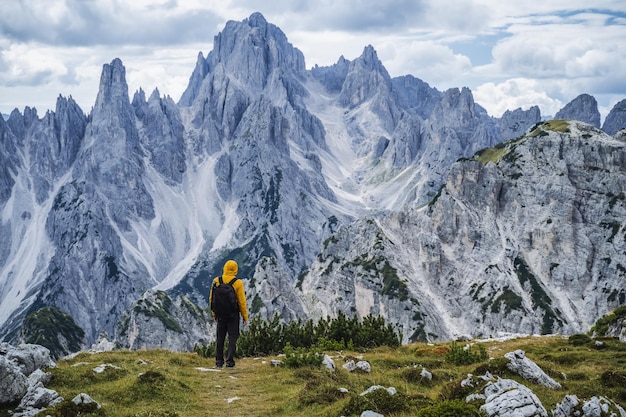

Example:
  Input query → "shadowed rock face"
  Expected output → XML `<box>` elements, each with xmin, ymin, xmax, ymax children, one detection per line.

<box><xmin>602</xmin><ymin>98</ymin><xmax>626</xmax><ymax>136</ymax></box>
<box><xmin>0</xmin><ymin>12</ymin><xmax>624</xmax><ymax>350</ymax></box>
<box><xmin>555</xmin><ymin>93</ymin><xmax>601</xmax><ymax>128</ymax></box>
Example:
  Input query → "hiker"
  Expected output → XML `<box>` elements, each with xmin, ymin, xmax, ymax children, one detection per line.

<box><xmin>209</xmin><ymin>259</ymin><xmax>248</xmax><ymax>368</ymax></box>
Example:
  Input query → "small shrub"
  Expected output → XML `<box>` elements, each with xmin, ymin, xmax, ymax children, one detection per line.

<box><xmin>600</xmin><ymin>370</ymin><xmax>626</xmax><ymax>388</ymax></box>
<box><xmin>297</xmin><ymin>376</ymin><xmax>348</xmax><ymax>406</ymax></box>
<box><xmin>315</xmin><ymin>337</ymin><xmax>350</xmax><ymax>351</ymax></box>
<box><xmin>472</xmin><ymin>357</ymin><xmax>510</xmax><ymax>377</ymax></box>
<box><xmin>400</xmin><ymin>367</ymin><xmax>435</xmax><ymax>386</ymax></box>
<box><xmin>342</xmin><ymin>388</ymin><xmax>414</xmax><ymax>416</ymax></box>
<box><xmin>416</xmin><ymin>399</ymin><xmax>482</xmax><ymax>417</ymax></box>
<box><xmin>193</xmin><ymin>343</ymin><xmax>214</xmax><ymax>358</ymax></box>
<box><xmin>446</xmin><ymin>342</ymin><xmax>487</xmax><ymax>366</ymax></box>
<box><xmin>567</xmin><ymin>372</ymin><xmax>589</xmax><ymax>381</ymax></box>
<box><xmin>438</xmin><ymin>380</ymin><xmax>475</xmax><ymax>401</ymax></box>
<box><xmin>45</xmin><ymin>399</ymin><xmax>106</xmax><ymax>417</ymax></box>
<box><xmin>568</xmin><ymin>334</ymin><xmax>591</xmax><ymax>346</ymax></box>
<box><xmin>283</xmin><ymin>343</ymin><xmax>324</xmax><ymax>368</ymax></box>
<box><xmin>137</xmin><ymin>370</ymin><xmax>166</xmax><ymax>385</ymax></box>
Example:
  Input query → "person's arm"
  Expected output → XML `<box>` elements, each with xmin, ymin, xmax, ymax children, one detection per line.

<box><xmin>235</xmin><ymin>280</ymin><xmax>248</xmax><ymax>324</ymax></box>
<box><xmin>209</xmin><ymin>278</ymin><xmax>217</xmax><ymax>321</ymax></box>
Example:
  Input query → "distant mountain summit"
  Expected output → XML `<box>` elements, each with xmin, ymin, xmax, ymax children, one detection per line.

<box><xmin>0</xmin><ymin>13</ymin><xmax>624</xmax><ymax>351</ymax></box>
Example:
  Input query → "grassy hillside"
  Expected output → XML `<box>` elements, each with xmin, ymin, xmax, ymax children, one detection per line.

<box><xmin>9</xmin><ymin>335</ymin><xmax>624</xmax><ymax>417</ymax></box>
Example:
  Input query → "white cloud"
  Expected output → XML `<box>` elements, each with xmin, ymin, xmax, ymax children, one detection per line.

<box><xmin>378</xmin><ymin>40</ymin><xmax>473</xmax><ymax>86</ymax></box>
<box><xmin>0</xmin><ymin>0</ymin><xmax>625</xmax><ymax>122</ymax></box>
<box><xmin>474</xmin><ymin>78</ymin><xmax>564</xmax><ymax>118</ymax></box>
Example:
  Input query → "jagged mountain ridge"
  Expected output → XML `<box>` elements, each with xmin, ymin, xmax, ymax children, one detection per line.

<box><xmin>296</xmin><ymin>120</ymin><xmax>626</xmax><ymax>341</ymax></box>
<box><xmin>0</xmin><ymin>12</ymin><xmax>624</xmax><ymax>347</ymax></box>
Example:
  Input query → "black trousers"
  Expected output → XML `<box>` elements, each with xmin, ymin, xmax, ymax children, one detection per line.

<box><xmin>215</xmin><ymin>316</ymin><xmax>240</xmax><ymax>366</ymax></box>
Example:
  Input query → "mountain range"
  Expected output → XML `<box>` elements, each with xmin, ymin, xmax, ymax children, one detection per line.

<box><xmin>0</xmin><ymin>12</ymin><xmax>625</xmax><ymax>351</ymax></box>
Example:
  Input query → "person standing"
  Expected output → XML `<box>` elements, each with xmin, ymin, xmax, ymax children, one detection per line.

<box><xmin>209</xmin><ymin>259</ymin><xmax>248</xmax><ymax>368</ymax></box>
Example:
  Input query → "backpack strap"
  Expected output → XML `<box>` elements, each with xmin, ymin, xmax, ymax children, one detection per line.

<box><xmin>218</xmin><ymin>276</ymin><xmax>237</xmax><ymax>286</ymax></box>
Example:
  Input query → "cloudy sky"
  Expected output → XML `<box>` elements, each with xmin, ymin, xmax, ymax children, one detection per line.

<box><xmin>1</xmin><ymin>0</ymin><xmax>625</xmax><ymax>122</ymax></box>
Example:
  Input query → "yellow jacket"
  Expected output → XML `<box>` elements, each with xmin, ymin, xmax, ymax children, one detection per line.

<box><xmin>209</xmin><ymin>260</ymin><xmax>248</xmax><ymax>321</ymax></box>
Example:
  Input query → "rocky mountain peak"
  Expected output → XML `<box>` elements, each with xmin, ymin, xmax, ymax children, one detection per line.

<box><xmin>246</xmin><ymin>11</ymin><xmax>268</xmax><ymax>28</ymax></box>
<box><xmin>338</xmin><ymin>45</ymin><xmax>392</xmax><ymax>109</ymax></box>
<box><xmin>497</xmin><ymin>106</ymin><xmax>542</xmax><ymax>141</ymax></box>
<box><xmin>602</xmin><ymin>98</ymin><xmax>626</xmax><ymax>135</ymax></box>
<box><xmin>93</xmin><ymin>58</ymin><xmax>130</xmax><ymax>116</ymax></box>
<box><xmin>555</xmin><ymin>93</ymin><xmax>601</xmax><ymax>128</ymax></box>
<box><xmin>178</xmin><ymin>52</ymin><xmax>209</xmax><ymax>106</ymax></box>
<box><xmin>210</xmin><ymin>12</ymin><xmax>305</xmax><ymax>91</ymax></box>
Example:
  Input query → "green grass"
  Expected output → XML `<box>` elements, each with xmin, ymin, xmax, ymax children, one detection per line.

<box><xmin>3</xmin><ymin>335</ymin><xmax>622</xmax><ymax>417</ymax></box>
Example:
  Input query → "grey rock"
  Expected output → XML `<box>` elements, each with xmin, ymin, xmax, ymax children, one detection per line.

<box><xmin>72</xmin><ymin>393</ymin><xmax>101</xmax><ymax>408</ymax></box>
<box><xmin>322</xmin><ymin>354</ymin><xmax>336</xmax><ymax>371</ymax></box>
<box><xmin>356</xmin><ymin>360</ymin><xmax>371</xmax><ymax>373</ymax></box>
<box><xmin>2</xmin><ymin>343</ymin><xmax>55</xmax><ymax>375</ymax></box>
<box><xmin>27</xmin><ymin>369</ymin><xmax>52</xmax><ymax>387</ymax></box>
<box><xmin>311</xmin><ymin>56</ymin><xmax>350</xmax><ymax>94</ymax></box>
<box><xmin>133</xmin><ymin>88</ymin><xmax>186</xmax><ymax>184</ymax></box>
<box><xmin>602</xmin><ymin>99</ymin><xmax>626</xmax><ymax>135</ymax></box>
<box><xmin>179</xmin><ymin>52</ymin><xmax>210</xmax><ymax>107</ymax></box>
<box><xmin>555</xmin><ymin>93</ymin><xmax>601</xmax><ymax>128</ymax></box>
<box><xmin>0</xmin><ymin>355</ymin><xmax>28</xmax><ymax>404</ymax></box>
<box><xmin>17</xmin><ymin>382</ymin><xmax>63</xmax><ymax>414</ymax></box>
<box><xmin>361</xmin><ymin>411</ymin><xmax>385</xmax><ymax>417</ymax></box>
<box><xmin>504</xmin><ymin>350</ymin><xmax>561</xmax><ymax>389</ymax></box>
<box><xmin>480</xmin><ymin>378</ymin><xmax>548</xmax><ymax>417</ymax></box>
<box><xmin>360</xmin><ymin>385</ymin><xmax>397</xmax><ymax>396</ymax></box>
<box><xmin>116</xmin><ymin>290</ymin><xmax>211</xmax><ymax>351</ymax></box>
<box><xmin>553</xmin><ymin>395</ymin><xmax>626</xmax><ymax>417</ymax></box>
<box><xmin>496</xmin><ymin>106</ymin><xmax>541</xmax><ymax>140</ymax></box>
<box><xmin>342</xmin><ymin>360</ymin><xmax>356</xmax><ymax>372</ymax></box>
<box><xmin>245</xmin><ymin>257</ymin><xmax>308</xmax><ymax>322</ymax></box>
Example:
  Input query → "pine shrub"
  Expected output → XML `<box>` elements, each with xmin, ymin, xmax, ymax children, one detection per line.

<box><xmin>282</xmin><ymin>343</ymin><xmax>324</xmax><ymax>368</ymax></box>
<box><xmin>445</xmin><ymin>342</ymin><xmax>487</xmax><ymax>366</ymax></box>
<box><xmin>200</xmin><ymin>313</ymin><xmax>402</xmax><ymax>358</ymax></box>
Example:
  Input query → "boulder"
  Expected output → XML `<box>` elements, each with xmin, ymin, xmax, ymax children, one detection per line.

<box><xmin>72</xmin><ymin>393</ymin><xmax>101</xmax><ymax>408</ymax></box>
<box><xmin>356</xmin><ymin>360</ymin><xmax>371</xmax><ymax>373</ymax></box>
<box><xmin>17</xmin><ymin>382</ymin><xmax>63</xmax><ymax>415</ymax></box>
<box><xmin>0</xmin><ymin>355</ymin><xmax>29</xmax><ymax>404</ymax></box>
<box><xmin>504</xmin><ymin>350</ymin><xmax>561</xmax><ymax>389</ymax></box>
<box><xmin>480</xmin><ymin>378</ymin><xmax>548</xmax><ymax>417</ymax></box>
<box><xmin>553</xmin><ymin>395</ymin><xmax>626</xmax><ymax>417</ymax></box>
<box><xmin>1</xmin><ymin>343</ymin><xmax>56</xmax><ymax>375</ymax></box>
<box><xmin>27</xmin><ymin>369</ymin><xmax>52</xmax><ymax>386</ymax></box>
<box><xmin>322</xmin><ymin>354</ymin><xmax>335</xmax><ymax>371</ymax></box>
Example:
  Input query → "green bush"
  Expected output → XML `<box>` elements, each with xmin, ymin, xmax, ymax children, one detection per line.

<box><xmin>417</xmin><ymin>400</ymin><xmax>483</xmax><ymax>417</ymax></box>
<box><xmin>200</xmin><ymin>312</ymin><xmax>402</xmax><ymax>358</ymax></box>
<box><xmin>283</xmin><ymin>343</ymin><xmax>324</xmax><ymax>368</ymax></box>
<box><xmin>342</xmin><ymin>388</ymin><xmax>414</xmax><ymax>416</ymax></box>
<box><xmin>568</xmin><ymin>334</ymin><xmax>591</xmax><ymax>346</ymax></box>
<box><xmin>445</xmin><ymin>342</ymin><xmax>487</xmax><ymax>366</ymax></box>
<box><xmin>600</xmin><ymin>370</ymin><xmax>626</xmax><ymax>388</ymax></box>
<box><xmin>45</xmin><ymin>399</ymin><xmax>106</xmax><ymax>417</ymax></box>
<box><xmin>589</xmin><ymin>305</ymin><xmax>626</xmax><ymax>336</ymax></box>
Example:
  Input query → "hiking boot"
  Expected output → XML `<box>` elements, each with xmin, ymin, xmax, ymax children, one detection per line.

<box><xmin>226</xmin><ymin>361</ymin><xmax>235</xmax><ymax>368</ymax></box>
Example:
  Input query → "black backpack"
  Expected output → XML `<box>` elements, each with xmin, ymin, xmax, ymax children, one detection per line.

<box><xmin>211</xmin><ymin>276</ymin><xmax>239</xmax><ymax>318</ymax></box>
